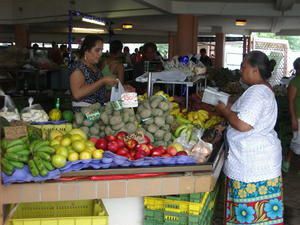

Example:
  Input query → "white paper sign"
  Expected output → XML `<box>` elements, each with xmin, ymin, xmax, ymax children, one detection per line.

<box><xmin>121</xmin><ymin>92</ymin><xmax>138</xmax><ymax>108</ymax></box>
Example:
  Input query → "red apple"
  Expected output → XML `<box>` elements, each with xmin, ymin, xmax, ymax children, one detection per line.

<box><xmin>129</xmin><ymin>150</ymin><xmax>136</xmax><ymax>160</ymax></box>
<box><xmin>125</xmin><ymin>139</ymin><xmax>138</xmax><ymax>150</ymax></box>
<box><xmin>162</xmin><ymin>153</ymin><xmax>171</xmax><ymax>157</ymax></box>
<box><xmin>116</xmin><ymin>147</ymin><xmax>129</xmax><ymax>156</ymax></box>
<box><xmin>116</xmin><ymin>131</ymin><xmax>128</xmax><ymax>140</ymax></box>
<box><xmin>167</xmin><ymin>146</ymin><xmax>177</xmax><ymax>156</ymax></box>
<box><xmin>106</xmin><ymin>135</ymin><xmax>116</xmax><ymax>142</ymax></box>
<box><xmin>151</xmin><ymin>147</ymin><xmax>166</xmax><ymax>157</ymax></box>
<box><xmin>135</xmin><ymin>144</ymin><xmax>151</xmax><ymax>156</ymax></box>
<box><xmin>147</xmin><ymin>144</ymin><xmax>154</xmax><ymax>150</ymax></box>
<box><xmin>143</xmin><ymin>135</ymin><xmax>151</xmax><ymax>144</ymax></box>
<box><xmin>89</xmin><ymin>137</ymin><xmax>98</xmax><ymax>144</ymax></box>
<box><xmin>107</xmin><ymin>141</ymin><xmax>119</xmax><ymax>152</ymax></box>
<box><xmin>135</xmin><ymin>151</ymin><xmax>146</xmax><ymax>160</ymax></box>
<box><xmin>176</xmin><ymin>151</ymin><xmax>188</xmax><ymax>156</ymax></box>
<box><xmin>115</xmin><ymin>139</ymin><xmax>125</xmax><ymax>148</ymax></box>
<box><xmin>95</xmin><ymin>138</ymin><xmax>107</xmax><ymax>150</ymax></box>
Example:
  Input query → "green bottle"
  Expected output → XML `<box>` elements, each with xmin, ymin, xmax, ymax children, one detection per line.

<box><xmin>55</xmin><ymin>98</ymin><xmax>60</xmax><ymax>109</ymax></box>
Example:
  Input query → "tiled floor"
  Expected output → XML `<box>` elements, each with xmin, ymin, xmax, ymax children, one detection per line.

<box><xmin>212</xmin><ymin>155</ymin><xmax>300</xmax><ymax>225</ymax></box>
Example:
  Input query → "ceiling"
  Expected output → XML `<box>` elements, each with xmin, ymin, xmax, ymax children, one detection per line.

<box><xmin>1</xmin><ymin>0</ymin><xmax>300</xmax><ymax>43</ymax></box>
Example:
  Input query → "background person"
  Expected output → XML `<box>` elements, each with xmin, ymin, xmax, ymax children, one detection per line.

<box><xmin>216</xmin><ymin>51</ymin><xmax>283</xmax><ymax>225</ymax></box>
<box><xmin>199</xmin><ymin>48</ymin><xmax>212</xmax><ymax>67</ymax></box>
<box><xmin>69</xmin><ymin>35</ymin><xmax>117</xmax><ymax>111</ymax></box>
<box><xmin>283</xmin><ymin>57</ymin><xmax>300</xmax><ymax>172</ymax></box>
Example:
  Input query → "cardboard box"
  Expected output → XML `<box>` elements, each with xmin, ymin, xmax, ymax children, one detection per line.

<box><xmin>31</xmin><ymin>123</ymin><xmax>72</xmax><ymax>139</ymax></box>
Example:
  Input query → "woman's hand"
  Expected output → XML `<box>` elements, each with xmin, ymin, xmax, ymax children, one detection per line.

<box><xmin>292</xmin><ymin>118</ymin><xmax>298</xmax><ymax>131</ymax></box>
<box><xmin>101</xmin><ymin>77</ymin><xmax>118</xmax><ymax>86</ymax></box>
<box><xmin>215</xmin><ymin>101</ymin><xmax>227</xmax><ymax>116</ymax></box>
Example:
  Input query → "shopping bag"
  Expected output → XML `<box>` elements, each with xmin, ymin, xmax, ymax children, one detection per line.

<box><xmin>110</xmin><ymin>81</ymin><xmax>125</xmax><ymax>102</ymax></box>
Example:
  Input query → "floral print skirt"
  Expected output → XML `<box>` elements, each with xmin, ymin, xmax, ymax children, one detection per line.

<box><xmin>225</xmin><ymin>176</ymin><xmax>284</xmax><ymax>225</ymax></box>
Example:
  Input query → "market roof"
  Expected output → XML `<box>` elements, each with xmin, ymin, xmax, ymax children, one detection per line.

<box><xmin>1</xmin><ymin>0</ymin><xmax>300</xmax><ymax>42</ymax></box>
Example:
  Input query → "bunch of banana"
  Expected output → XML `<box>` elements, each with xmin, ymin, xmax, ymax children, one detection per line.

<box><xmin>28</xmin><ymin>140</ymin><xmax>55</xmax><ymax>177</ymax></box>
<box><xmin>1</xmin><ymin>138</ymin><xmax>56</xmax><ymax>177</ymax></box>
<box><xmin>1</xmin><ymin>137</ymin><xmax>30</xmax><ymax>175</ymax></box>
<box><xmin>186</xmin><ymin>110</ymin><xmax>210</xmax><ymax>128</ymax></box>
<box><xmin>203</xmin><ymin>116</ymin><xmax>224</xmax><ymax>129</ymax></box>
<box><xmin>138</xmin><ymin>93</ymin><xmax>148</xmax><ymax>102</ymax></box>
<box><xmin>174</xmin><ymin>124</ymin><xmax>194</xmax><ymax>141</ymax></box>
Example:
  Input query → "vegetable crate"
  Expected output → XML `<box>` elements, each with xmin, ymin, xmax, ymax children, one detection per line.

<box><xmin>144</xmin><ymin>185</ymin><xmax>219</xmax><ymax>225</ymax></box>
<box><xmin>7</xmin><ymin>199</ymin><xmax>108</xmax><ymax>225</ymax></box>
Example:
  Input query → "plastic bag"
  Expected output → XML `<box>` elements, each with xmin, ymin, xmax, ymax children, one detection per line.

<box><xmin>173</xmin><ymin>127</ymin><xmax>205</xmax><ymax>151</ymax></box>
<box><xmin>0</xmin><ymin>89</ymin><xmax>20</xmax><ymax>122</ymax></box>
<box><xmin>110</xmin><ymin>81</ymin><xmax>125</xmax><ymax>102</ymax></box>
<box><xmin>190</xmin><ymin>139</ymin><xmax>213</xmax><ymax>164</ymax></box>
<box><xmin>21</xmin><ymin>97</ymin><xmax>48</xmax><ymax>122</ymax></box>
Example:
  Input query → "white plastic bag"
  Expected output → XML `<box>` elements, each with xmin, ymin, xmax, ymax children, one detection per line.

<box><xmin>0</xmin><ymin>89</ymin><xmax>20</xmax><ymax>121</ymax></box>
<box><xmin>110</xmin><ymin>81</ymin><xmax>125</xmax><ymax>102</ymax></box>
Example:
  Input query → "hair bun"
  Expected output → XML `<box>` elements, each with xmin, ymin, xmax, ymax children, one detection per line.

<box><xmin>268</xmin><ymin>59</ymin><xmax>276</xmax><ymax>73</ymax></box>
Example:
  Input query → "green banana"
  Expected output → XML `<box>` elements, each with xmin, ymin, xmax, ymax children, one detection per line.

<box><xmin>4</xmin><ymin>153</ymin><xmax>29</xmax><ymax>163</ymax></box>
<box><xmin>33</xmin><ymin>140</ymin><xmax>50</xmax><ymax>152</ymax></box>
<box><xmin>35</xmin><ymin>146</ymin><xmax>55</xmax><ymax>154</ymax></box>
<box><xmin>1</xmin><ymin>158</ymin><xmax>15</xmax><ymax>172</ymax></box>
<box><xmin>41</xmin><ymin>159</ymin><xmax>55</xmax><ymax>171</ymax></box>
<box><xmin>6</xmin><ymin>144</ymin><xmax>28</xmax><ymax>154</ymax></box>
<box><xmin>174</xmin><ymin>125</ymin><xmax>189</xmax><ymax>137</ymax></box>
<box><xmin>33</xmin><ymin>157</ymin><xmax>48</xmax><ymax>177</ymax></box>
<box><xmin>15</xmin><ymin>149</ymin><xmax>31</xmax><ymax>156</ymax></box>
<box><xmin>176</xmin><ymin>115</ymin><xmax>192</xmax><ymax>125</ymax></box>
<box><xmin>6</xmin><ymin>139</ymin><xmax>25</xmax><ymax>149</ymax></box>
<box><xmin>36</xmin><ymin>152</ymin><xmax>51</xmax><ymax>161</ymax></box>
<box><xmin>8</xmin><ymin>160</ymin><xmax>24</xmax><ymax>169</ymax></box>
<box><xmin>28</xmin><ymin>160</ymin><xmax>39</xmax><ymax>177</ymax></box>
<box><xmin>30</xmin><ymin>140</ymin><xmax>41</xmax><ymax>151</ymax></box>
<box><xmin>2</xmin><ymin>166</ymin><xmax>13</xmax><ymax>176</ymax></box>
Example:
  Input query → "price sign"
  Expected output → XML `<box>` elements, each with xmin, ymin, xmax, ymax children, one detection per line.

<box><xmin>121</xmin><ymin>92</ymin><xmax>138</xmax><ymax>108</ymax></box>
<box><xmin>111</xmin><ymin>100</ymin><xmax>123</xmax><ymax>111</ymax></box>
<box><xmin>124</xmin><ymin>130</ymin><xmax>145</xmax><ymax>144</ymax></box>
<box><xmin>84</xmin><ymin>111</ymin><xmax>101</xmax><ymax>121</ymax></box>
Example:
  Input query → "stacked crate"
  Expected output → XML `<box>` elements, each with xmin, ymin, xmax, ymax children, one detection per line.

<box><xmin>144</xmin><ymin>185</ymin><xmax>220</xmax><ymax>225</ymax></box>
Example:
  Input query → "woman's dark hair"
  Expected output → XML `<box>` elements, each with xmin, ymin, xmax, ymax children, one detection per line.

<box><xmin>109</xmin><ymin>40</ymin><xmax>123</xmax><ymax>55</ymax></box>
<box><xmin>245</xmin><ymin>50</ymin><xmax>276</xmax><ymax>80</ymax></box>
<box><xmin>79</xmin><ymin>35</ymin><xmax>103</xmax><ymax>58</ymax></box>
<box><xmin>143</xmin><ymin>42</ymin><xmax>157</xmax><ymax>53</ymax></box>
<box><xmin>293</xmin><ymin>58</ymin><xmax>300</xmax><ymax>73</ymax></box>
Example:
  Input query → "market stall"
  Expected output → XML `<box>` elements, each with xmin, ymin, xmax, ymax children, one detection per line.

<box><xmin>0</xmin><ymin>61</ymin><xmax>228</xmax><ymax>224</ymax></box>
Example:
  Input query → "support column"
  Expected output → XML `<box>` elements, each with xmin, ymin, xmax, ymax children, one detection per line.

<box><xmin>168</xmin><ymin>32</ymin><xmax>177</xmax><ymax>59</ymax></box>
<box><xmin>243</xmin><ymin>35</ymin><xmax>247</xmax><ymax>56</ymax></box>
<box><xmin>247</xmin><ymin>36</ymin><xmax>251</xmax><ymax>53</ymax></box>
<box><xmin>176</xmin><ymin>15</ymin><xmax>198</xmax><ymax>56</ymax></box>
<box><xmin>215</xmin><ymin>33</ymin><xmax>225</xmax><ymax>69</ymax></box>
<box><xmin>14</xmin><ymin>24</ymin><xmax>29</xmax><ymax>48</ymax></box>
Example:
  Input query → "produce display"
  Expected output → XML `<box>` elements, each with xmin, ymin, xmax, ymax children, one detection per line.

<box><xmin>1</xmin><ymin>89</ymin><xmax>226</xmax><ymax>185</ymax></box>
<box><xmin>135</xmin><ymin>95</ymin><xmax>175</xmax><ymax>147</ymax></box>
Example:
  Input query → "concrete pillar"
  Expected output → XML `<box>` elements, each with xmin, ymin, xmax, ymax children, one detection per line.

<box><xmin>215</xmin><ymin>33</ymin><xmax>225</xmax><ymax>69</ymax></box>
<box><xmin>243</xmin><ymin>35</ymin><xmax>247</xmax><ymax>56</ymax></box>
<box><xmin>14</xmin><ymin>24</ymin><xmax>29</xmax><ymax>48</ymax></box>
<box><xmin>176</xmin><ymin>15</ymin><xmax>198</xmax><ymax>56</ymax></box>
<box><xmin>247</xmin><ymin>36</ymin><xmax>251</xmax><ymax>53</ymax></box>
<box><xmin>168</xmin><ymin>32</ymin><xmax>177</xmax><ymax>59</ymax></box>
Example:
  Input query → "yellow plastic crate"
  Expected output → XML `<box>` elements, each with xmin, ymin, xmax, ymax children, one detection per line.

<box><xmin>144</xmin><ymin>192</ymin><xmax>209</xmax><ymax>216</ymax></box>
<box><xmin>8</xmin><ymin>200</ymin><xmax>108</xmax><ymax>225</ymax></box>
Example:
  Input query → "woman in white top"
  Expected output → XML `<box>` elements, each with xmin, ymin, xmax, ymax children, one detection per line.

<box><xmin>216</xmin><ymin>51</ymin><xmax>283</xmax><ymax>225</ymax></box>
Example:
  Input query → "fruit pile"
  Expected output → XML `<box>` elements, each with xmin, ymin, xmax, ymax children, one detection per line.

<box><xmin>1</xmin><ymin>137</ymin><xmax>56</xmax><ymax>176</ymax></box>
<box><xmin>49</xmin><ymin>128</ymin><xmax>104</xmax><ymax>168</ymax></box>
<box><xmin>98</xmin><ymin>102</ymin><xmax>138</xmax><ymax>136</ymax></box>
<box><xmin>135</xmin><ymin>95</ymin><xmax>175</xmax><ymax>147</ymax></box>
<box><xmin>94</xmin><ymin>131</ymin><xmax>188</xmax><ymax>160</ymax></box>
<box><xmin>73</xmin><ymin>103</ymin><xmax>102</xmax><ymax>137</ymax></box>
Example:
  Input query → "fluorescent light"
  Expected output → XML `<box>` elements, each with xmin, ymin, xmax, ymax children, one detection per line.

<box><xmin>72</xmin><ymin>27</ymin><xmax>105</xmax><ymax>34</ymax></box>
<box><xmin>235</xmin><ymin>19</ymin><xmax>247</xmax><ymax>26</ymax></box>
<box><xmin>122</xmin><ymin>23</ymin><xmax>133</xmax><ymax>29</ymax></box>
<box><xmin>82</xmin><ymin>17</ymin><xmax>105</xmax><ymax>26</ymax></box>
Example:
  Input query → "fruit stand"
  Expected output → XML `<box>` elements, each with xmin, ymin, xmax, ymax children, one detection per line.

<box><xmin>0</xmin><ymin>89</ymin><xmax>226</xmax><ymax>225</ymax></box>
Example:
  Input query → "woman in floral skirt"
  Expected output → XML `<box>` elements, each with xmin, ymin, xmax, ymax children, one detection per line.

<box><xmin>216</xmin><ymin>51</ymin><xmax>283</xmax><ymax>225</ymax></box>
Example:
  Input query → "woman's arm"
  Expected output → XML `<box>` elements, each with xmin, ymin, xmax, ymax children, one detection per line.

<box><xmin>216</xmin><ymin>102</ymin><xmax>252</xmax><ymax>132</ymax></box>
<box><xmin>70</xmin><ymin>69</ymin><xmax>117</xmax><ymax>101</ymax></box>
<box><xmin>288</xmin><ymin>84</ymin><xmax>298</xmax><ymax>130</ymax></box>
<box><xmin>115</xmin><ymin>63</ymin><xmax>125</xmax><ymax>84</ymax></box>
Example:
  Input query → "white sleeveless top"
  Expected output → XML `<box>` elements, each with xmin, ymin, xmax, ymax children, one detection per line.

<box><xmin>223</xmin><ymin>84</ymin><xmax>282</xmax><ymax>183</ymax></box>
